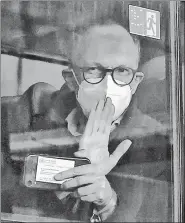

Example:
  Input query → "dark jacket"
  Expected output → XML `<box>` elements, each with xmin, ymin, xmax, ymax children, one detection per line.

<box><xmin>2</xmin><ymin>82</ymin><xmax>172</xmax><ymax>222</ymax></box>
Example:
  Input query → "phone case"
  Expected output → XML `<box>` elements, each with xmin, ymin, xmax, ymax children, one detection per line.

<box><xmin>21</xmin><ymin>155</ymin><xmax>90</xmax><ymax>191</ymax></box>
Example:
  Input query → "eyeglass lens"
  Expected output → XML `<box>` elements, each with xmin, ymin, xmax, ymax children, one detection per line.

<box><xmin>83</xmin><ymin>67</ymin><xmax>134</xmax><ymax>85</ymax></box>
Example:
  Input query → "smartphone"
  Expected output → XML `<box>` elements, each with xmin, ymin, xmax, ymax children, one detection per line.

<box><xmin>22</xmin><ymin>155</ymin><xmax>90</xmax><ymax>191</ymax></box>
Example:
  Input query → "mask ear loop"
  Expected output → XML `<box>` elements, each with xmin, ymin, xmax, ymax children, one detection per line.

<box><xmin>71</xmin><ymin>68</ymin><xmax>81</xmax><ymax>87</ymax></box>
<box><xmin>70</xmin><ymin>68</ymin><xmax>88</xmax><ymax>123</ymax></box>
<box><xmin>71</xmin><ymin>68</ymin><xmax>84</xmax><ymax>114</ymax></box>
<box><xmin>68</xmin><ymin>60</ymin><xmax>81</xmax><ymax>87</ymax></box>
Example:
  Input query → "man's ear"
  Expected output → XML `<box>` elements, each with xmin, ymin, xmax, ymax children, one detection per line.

<box><xmin>130</xmin><ymin>72</ymin><xmax>144</xmax><ymax>94</ymax></box>
<box><xmin>62</xmin><ymin>69</ymin><xmax>79</xmax><ymax>92</ymax></box>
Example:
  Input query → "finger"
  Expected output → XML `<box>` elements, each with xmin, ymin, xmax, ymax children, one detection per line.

<box><xmin>109</xmin><ymin>139</ymin><xmax>132</xmax><ymax>166</ymax></box>
<box><xmin>104</xmin><ymin>104</ymin><xmax>115</xmax><ymax>135</ymax></box>
<box><xmin>54</xmin><ymin>164</ymin><xmax>94</xmax><ymax>180</ymax></box>
<box><xmin>55</xmin><ymin>191</ymin><xmax>71</xmax><ymax>200</ymax></box>
<box><xmin>81</xmin><ymin>193</ymin><xmax>97</xmax><ymax>202</ymax></box>
<box><xmin>104</xmin><ymin>97</ymin><xmax>113</xmax><ymax>115</ymax></box>
<box><xmin>92</xmin><ymin>99</ymin><xmax>105</xmax><ymax>133</ymax></box>
<box><xmin>73</xmin><ymin>183</ymin><xmax>99</xmax><ymax>197</ymax></box>
<box><xmin>61</xmin><ymin>175</ymin><xmax>97</xmax><ymax>189</ymax></box>
<box><xmin>98</xmin><ymin>97</ymin><xmax>112</xmax><ymax>133</ymax></box>
<box><xmin>83</xmin><ymin>107</ymin><xmax>96</xmax><ymax>136</ymax></box>
<box><xmin>72</xmin><ymin>198</ymin><xmax>81</xmax><ymax>214</ymax></box>
<box><xmin>74</xmin><ymin>150</ymin><xmax>87</xmax><ymax>158</ymax></box>
<box><xmin>83</xmin><ymin>101</ymin><xmax>98</xmax><ymax>136</ymax></box>
<box><xmin>74</xmin><ymin>150</ymin><xmax>92</xmax><ymax>163</ymax></box>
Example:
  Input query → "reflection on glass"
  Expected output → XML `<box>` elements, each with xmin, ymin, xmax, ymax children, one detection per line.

<box><xmin>1</xmin><ymin>1</ymin><xmax>184</xmax><ymax>222</ymax></box>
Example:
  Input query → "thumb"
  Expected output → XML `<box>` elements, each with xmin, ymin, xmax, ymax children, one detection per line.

<box><xmin>74</xmin><ymin>149</ymin><xmax>87</xmax><ymax>158</ymax></box>
<box><xmin>55</xmin><ymin>191</ymin><xmax>71</xmax><ymax>201</ymax></box>
<box><xmin>109</xmin><ymin>139</ymin><xmax>132</xmax><ymax>167</ymax></box>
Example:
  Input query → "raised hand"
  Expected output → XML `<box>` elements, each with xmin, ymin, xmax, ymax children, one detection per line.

<box><xmin>75</xmin><ymin>97</ymin><xmax>114</xmax><ymax>163</ymax></box>
<box><xmin>54</xmin><ymin>97</ymin><xmax>132</xmax><ymax>217</ymax></box>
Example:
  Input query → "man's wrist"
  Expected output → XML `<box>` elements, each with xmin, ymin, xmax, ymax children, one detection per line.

<box><xmin>92</xmin><ymin>189</ymin><xmax>118</xmax><ymax>221</ymax></box>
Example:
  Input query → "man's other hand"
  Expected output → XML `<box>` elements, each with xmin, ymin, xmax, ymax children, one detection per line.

<box><xmin>55</xmin><ymin>172</ymin><xmax>112</xmax><ymax>207</ymax></box>
<box><xmin>54</xmin><ymin>139</ymin><xmax>131</xmax><ymax>205</ymax></box>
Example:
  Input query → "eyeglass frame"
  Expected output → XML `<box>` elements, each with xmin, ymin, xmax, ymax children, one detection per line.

<box><xmin>79</xmin><ymin>65</ymin><xmax>137</xmax><ymax>87</ymax></box>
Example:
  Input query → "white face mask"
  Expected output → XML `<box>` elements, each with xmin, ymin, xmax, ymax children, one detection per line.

<box><xmin>106</xmin><ymin>76</ymin><xmax>132</xmax><ymax>120</ymax></box>
<box><xmin>76</xmin><ymin>75</ymin><xmax>132</xmax><ymax>121</ymax></box>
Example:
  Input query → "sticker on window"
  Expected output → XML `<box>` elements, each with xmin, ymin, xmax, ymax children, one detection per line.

<box><xmin>129</xmin><ymin>5</ymin><xmax>160</xmax><ymax>39</ymax></box>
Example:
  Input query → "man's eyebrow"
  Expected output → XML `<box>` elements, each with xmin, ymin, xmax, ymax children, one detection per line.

<box><xmin>81</xmin><ymin>63</ymin><xmax>104</xmax><ymax>70</ymax></box>
<box><xmin>84</xmin><ymin>63</ymin><xmax>104</xmax><ymax>69</ymax></box>
<box><xmin>94</xmin><ymin>63</ymin><xmax>104</xmax><ymax>68</ymax></box>
<box><xmin>93</xmin><ymin>63</ymin><xmax>114</xmax><ymax>69</ymax></box>
<box><xmin>81</xmin><ymin>63</ymin><xmax>137</xmax><ymax>72</ymax></box>
<box><xmin>94</xmin><ymin>63</ymin><xmax>137</xmax><ymax>72</ymax></box>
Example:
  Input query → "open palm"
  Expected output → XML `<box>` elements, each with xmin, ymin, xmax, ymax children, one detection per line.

<box><xmin>75</xmin><ymin>98</ymin><xmax>113</xmax><ymax>163</ymax></box>
<box><xmin>75</xmin><ymin>98</ymin><xmax>131</xmax><ymax>169</ymax></box>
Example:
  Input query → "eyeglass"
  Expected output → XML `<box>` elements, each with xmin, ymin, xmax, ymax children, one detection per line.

<box><xmin>80</xmin><ymin>65</ymin><xmax>136</xmax><ymax>87</ymax></box>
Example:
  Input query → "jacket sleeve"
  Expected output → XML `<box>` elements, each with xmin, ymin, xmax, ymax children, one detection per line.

<box><xmin>18</xmin><ymin>82</ymin><xmax>57</xmax><ymax>131</ymax></box>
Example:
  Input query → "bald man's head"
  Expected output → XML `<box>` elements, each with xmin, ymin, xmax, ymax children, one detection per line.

<box><xmin>63</xmin><ymin>23</ymin><xmax>144</xmax><ymax>121</ymax></box>
<box><xmin>71</xmin><ymin>23</ymin><xmax>140</xmax><ymax>70</ymax></box>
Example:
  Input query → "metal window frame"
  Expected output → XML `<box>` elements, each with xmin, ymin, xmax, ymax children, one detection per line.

<box><xmin>1</xmin><ymin>1</ymin><xmax>185</xmax><ymax>222</ymax></box>
<box><xmin>167</xmin><ymin>1</ymin><xmax>185</xmax><ymax>222</ymax></box>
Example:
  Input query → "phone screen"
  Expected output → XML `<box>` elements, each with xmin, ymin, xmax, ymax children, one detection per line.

<box><xmin>36</xmin><ymin>156</ymin><xmax>75</xmax><ymax>184</ymax></box>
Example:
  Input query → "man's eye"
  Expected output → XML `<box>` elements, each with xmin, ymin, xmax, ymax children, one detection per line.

<box><xmin>87</xmin><ymin>68</ymin><xmax>96</xmax><ymax>72</ymax></box>
<box><xmin>116</xmin><ymin>67</ymin><xmax>129</xmax><ymax>75</ymax></box>
<box><xmin>83</xmin><ymin>68</ymin><xmax>102</xmax><ymax>80</ymax></box>
<box><xmin>86</xmin><ymin>68</ymin><xmax>101</xmax><ymax>74</ymax></box>
<box><xmin>89</xmin><ymin>67</ymin><xmax>96</xmax><ymax>71</ymax></box>
<box><xmin>117</xmin><ymin>67</ymin><xmax>126</xmax><ymax>72</ymax></box>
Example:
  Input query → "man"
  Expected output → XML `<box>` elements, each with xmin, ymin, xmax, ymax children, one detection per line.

<box><xmin>52</xmin><ymin>23</ymin><xmax>144</xmax><ymax>221</ymax></box>
<box><xmin>28</xmin><ymin>22</ymin><xmax>144</xmax><ymax>220</ymax></box>
<box><xmin>4</xmin><ymin>22</ymin><xmax>170</xmax><ymax>222</ymax></box>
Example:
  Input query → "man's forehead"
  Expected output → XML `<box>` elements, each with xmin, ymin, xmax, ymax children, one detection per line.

<box><xmin>85</xmin><ymin>55</ymin><xmax>138</xmax><ymax>70</ymax></box>
<box><xmin>85</xmin><ymin>39</ymin><xmax>138</xmax><ymax>69</ymax></box>
<box><xmin>73</xmin><ymin>24</ymin><xmax>139</xmax><ymax>69</ymax></box>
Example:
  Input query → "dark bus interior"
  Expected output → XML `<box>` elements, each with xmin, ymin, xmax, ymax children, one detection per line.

<box><xmin>1</xmin><ymin>1</ymin><xmax>184</xmax><ymax>222</ymax></box>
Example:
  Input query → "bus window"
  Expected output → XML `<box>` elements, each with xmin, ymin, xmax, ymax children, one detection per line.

<box><xmin>1</xmin><ymin>1</ymin><xmax>184</xmax><ymax>222</ymax></box>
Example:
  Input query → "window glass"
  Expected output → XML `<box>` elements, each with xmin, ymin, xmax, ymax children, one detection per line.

<box><xmin>21</xmin><ymin>59</ymin><xmax>66</xmax><ymax>93</ymax></box>
<box><xmin>1</xmin><ymin>55</ymin><xmax>18</xmax><ymax>96</ymax></box>
<box><xmin>1</xmin><ymin>1</ymin><xmax>184</xmax><ymax>222</ymax></box>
